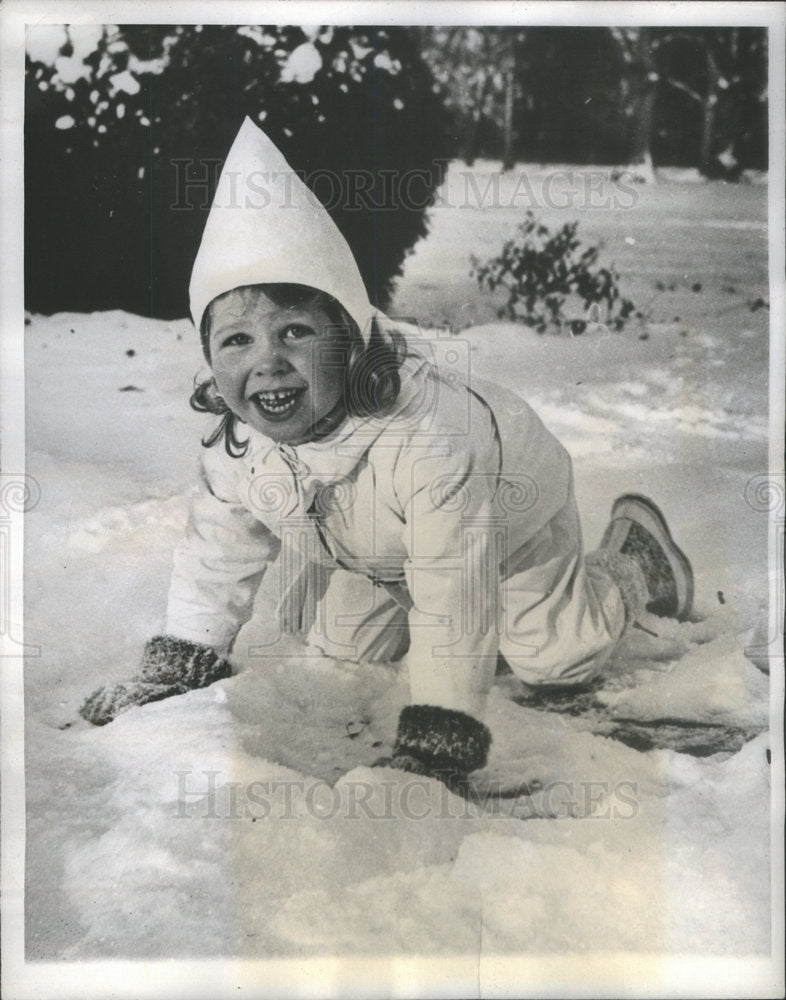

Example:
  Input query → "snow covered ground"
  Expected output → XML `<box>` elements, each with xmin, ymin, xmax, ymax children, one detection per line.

<box><xmin>15</xmin><ymin>164</ymin><xmax>782</xmax><ymax>991</ymax></box>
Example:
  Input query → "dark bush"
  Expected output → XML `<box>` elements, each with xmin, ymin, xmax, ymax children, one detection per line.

<box><xmin>25</xmin><ymin>25</ymin><xmax>449</xmax><ymax>319</ymax></box>
<box><xmin>471</xmin><ymin>210</ymin><xmax>637</xmax><ymax>333</ymax></box>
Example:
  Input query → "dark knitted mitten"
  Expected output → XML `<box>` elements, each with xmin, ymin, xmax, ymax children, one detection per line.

<box><xmin>137</xmin><ymin>635</ymin><xmax>232</xmax><ymax>687</ymax></box>
<box><xmin>79</xmin><ymin>636</ymin><xmax>232</xmax><ymax>726</ymax></box>
<box><xmin>388</xmin><ymin>704</ymin><xmax>492</xmax><ymax>790</ymax></box>
<box><xmin>79</xmin><ymin>681</ymin><xmax>188</xmax><ymax>727</ymax></box>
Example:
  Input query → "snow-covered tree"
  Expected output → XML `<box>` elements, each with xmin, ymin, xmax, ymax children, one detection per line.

<box><xmin>25</xmin><ymin>24</ymin><xmax>449</xmax><ymax>317</ymax></box>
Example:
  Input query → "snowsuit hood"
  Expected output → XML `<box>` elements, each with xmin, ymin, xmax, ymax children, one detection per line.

<box><xmin>189</xmin><ymin>117</ymin><xmax>376</xmax><ymax>345</ymax></box>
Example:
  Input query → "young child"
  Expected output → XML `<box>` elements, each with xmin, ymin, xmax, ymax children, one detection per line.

<box><xmin>81</xmin><ymin>119</ymin><xmax>693</xmax><ymax>787</ymax></box>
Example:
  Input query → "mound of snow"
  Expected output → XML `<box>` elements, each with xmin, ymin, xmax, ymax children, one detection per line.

<box><xmin>598</xmin><ymin>634</ymin><xmax>769</xmax><ymax>729</ymax></box>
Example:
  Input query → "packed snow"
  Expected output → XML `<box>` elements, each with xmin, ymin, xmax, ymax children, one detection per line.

<box><xmin>19</xmin><ymin>164</ymin><xmax>779</xmax><ymax>978</ymax></box>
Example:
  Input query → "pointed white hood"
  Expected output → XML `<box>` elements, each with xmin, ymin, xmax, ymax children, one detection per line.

<box><xmin>189</xmin><ymin>117</ymin><xmax>375</xmax><ymax>342</ymax></box>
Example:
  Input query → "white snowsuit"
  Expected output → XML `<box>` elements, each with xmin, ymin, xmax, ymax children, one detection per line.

<box><xmin>166</xmin><ymin>338</ymin><xmax>628</xmax><ymax>721</ymax></box>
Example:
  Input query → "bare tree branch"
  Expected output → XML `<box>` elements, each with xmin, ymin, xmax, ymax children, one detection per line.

<box><xmin>661</xmin><ymin>76</ymin><xmax>704</xmax><ymax>105</ymax></box>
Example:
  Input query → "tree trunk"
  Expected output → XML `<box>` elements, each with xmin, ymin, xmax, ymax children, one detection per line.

<box><xmin>629</xmin><ymin>27</ymin><xmax>657</xmax><ymax>181</ymax></box>
<box><xmin>502</xmin><ymin>39</ymin><xmax>516</xmax><ymax>171</ymax></box>
<box><xmin>699</xmin><ymin>48</ymin><xmax>720</xmax><ymax>175</ymax></box>
<box><xmin>464</xmin><ymin>110</ymin><xmax>480</xmax><ymax>166</ymax></box>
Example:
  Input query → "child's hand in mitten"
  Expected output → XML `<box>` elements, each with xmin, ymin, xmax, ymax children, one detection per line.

<box><xmin>79</xmin><ymin>636</ymin><xmax>232</xmax><ymax>726</ymax></box>
<box><xmin>376</xmin><ymin>704</ymin><xmax>492</xmax><ymax>796</ymax></box>
<box><xmin>375</xmin><ymin>705</ymin><xmax>547</xmax><ymax>811</ymax></box>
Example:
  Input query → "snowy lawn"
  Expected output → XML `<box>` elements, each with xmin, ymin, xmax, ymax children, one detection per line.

<box><xmin>23</xmin><ymin>163</ymin><xmax>775</xmax><ymax>963</ymax></box>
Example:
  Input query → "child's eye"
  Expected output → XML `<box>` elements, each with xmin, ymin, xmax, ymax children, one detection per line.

<box><xmin>219</xmin><ymin>332</ymin><xmax>252</xmax><ymax>349</ymax></box>
<box><xmin>282</xmin><ymin>324</ymin><xmax>315</xmax><ymax>341</ymax></box>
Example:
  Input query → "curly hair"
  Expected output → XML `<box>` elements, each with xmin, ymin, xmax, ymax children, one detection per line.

<box><xmin>190</xmin><ymin>283</ymin><xmax>405</xmax><ymax>457</ymax></box>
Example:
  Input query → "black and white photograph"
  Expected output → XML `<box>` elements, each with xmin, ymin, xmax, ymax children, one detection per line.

<box><xmin>2</xmin><ymin>1</ymin><xmax>784</xmax><ymax>997</ymax></box>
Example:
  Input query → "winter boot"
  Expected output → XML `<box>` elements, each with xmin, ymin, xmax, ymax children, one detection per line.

<box><xmin>600</xmin><ymin>494</ymin><xmax>694</xmax><ymax>621</ymax></box>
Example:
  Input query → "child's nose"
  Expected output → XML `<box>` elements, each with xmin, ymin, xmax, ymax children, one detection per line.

<box><xmin>251</xmin><ymin>338</ymin><xmax>292</xmax><ymax>377</ymax></box>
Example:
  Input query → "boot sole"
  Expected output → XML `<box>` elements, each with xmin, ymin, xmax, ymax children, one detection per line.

<box><xmin>607</xmin><ymin>493</ymin><xmax>694</xmax><ymax>620</ymax></box>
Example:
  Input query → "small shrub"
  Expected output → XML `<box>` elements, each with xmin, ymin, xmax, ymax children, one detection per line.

<box><xmin>471</xmin><ymin>211</ymin><xmax>637</xmax><ymax>333</ymax></box>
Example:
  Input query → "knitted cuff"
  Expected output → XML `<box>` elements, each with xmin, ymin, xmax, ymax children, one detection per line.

<box><xmin>586</xmin><ymin>549</ymin><xmax>649</xmax><ymax>626</ymax></box>
<box><xmin>79</xmin><ymin>680</ymin><xmax>188</xmax><ymax>726</ymax></box>
<box><xmin>392</xmin><ymin>704</ymin><xmax>492</xmax><ymax>775</ymax></box>
<box><xmin>138</xmin><ymin>635</ymin><xmax>232</xmax><ymax>688</ymax></box>
<box><xmin>79</xmin><ymin>638</ymin><xmax>232</xmax><ymax>727</ymax></box>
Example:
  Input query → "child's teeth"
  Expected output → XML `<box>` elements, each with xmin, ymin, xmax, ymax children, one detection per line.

<box><xmin>256</xmin><ymin>389</ymin><xmax>298</xmax><ymax>413</ymax></box>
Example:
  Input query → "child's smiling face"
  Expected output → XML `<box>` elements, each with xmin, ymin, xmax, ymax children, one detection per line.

<box><xmin>208</xmin><ymin>286</ymin><xmax>349</xmax><ymax>445</ymax></box>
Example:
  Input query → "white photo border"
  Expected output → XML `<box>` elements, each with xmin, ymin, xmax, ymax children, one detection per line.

<box><xmin>2</xmin><ymin>3</ymin><xmax>784</xmax><ymax>998</ymax></box>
